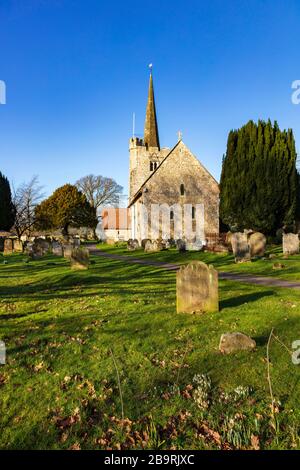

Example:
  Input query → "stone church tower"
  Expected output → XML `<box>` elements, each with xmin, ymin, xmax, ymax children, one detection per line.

<box><xmin>128</xmin><ymin>71</ymin><xmax>220</xmax><ymax>243</ymax></box>
<box><xmin>129</xmin><ymin>72</ymin><xmax>170</xmax><ymax>199</ymax></box>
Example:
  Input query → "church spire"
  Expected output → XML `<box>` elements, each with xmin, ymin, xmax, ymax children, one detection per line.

<box><xmin>144</xmin><ymin>69</ymin><xmax>160</xmax><ymax>150</ymax></box>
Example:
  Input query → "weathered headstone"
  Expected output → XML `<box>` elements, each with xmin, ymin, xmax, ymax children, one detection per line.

<box><xmin>225</xmin><ymin>231</ymin><xmax>233</xmax><ymax>252</ymax></box>
<box><xmin>176</xmin><ymin>239</ymin><xmax>186</xmax><ymax>252</ymax></box>
<box><xmin>52</xmin><ymin>241</ymin><xmax>63</xmax><ymax>256</ymax></box>
<box><xmin>73</xmin><ymin>238</ymin><xmax>80</xmax><ymax>247</ymax></box>
<box><xmin>63</xmin><ymin>244</ymin><xmax>73</xmax><ymax>258</ymax></box>
<box><xmin>249</xmin><ymin>232</ymin><xmax>266</xmax><ymax>257</ymax></box>
<box><xmin>186</xmin><ymin>240</ymin><xmax>203</xmax><ymax>251</ymax></box>
<box><xmin>219</xmin><ymin>332</ymin><xmax>256</xmax><ymax>354</ymax></box>
<box><xmin>144</xmin><ymin>240</ymin><xmax>163</xmax><ymax>252</ymax></box>
<box><xmin>231</xmin><ymin>232</ymin><xmax>251</xmax><ymax>263</ymax></box>
<box><xmin>3</xmin><ymin>239</ymin><xmax>13</xmax><ymax>255</ymax></box>
<box><xmin>282</xmin><ymin>233</ymin><xmax>299</xmax><ymax>255</ymax></box>
<box><xmin>141</xmin><ymin>239</ymin><xmax>151</xmax><ymax>249</ymax></box>
<box><xmin>13</xmin><ymin>239</ymin><xmax>23</xmax><ymax>252</ymax></box>
<box><xmin>127</xmin><ymin>239</ymin><xmax>139</xmax><ymax>251</ymax></box>
<box><xmin>33</xmin><ymin>238</ymin><xmax>51</xmax><ymax>256</ymax></box>
<box><xmin>70</xmin><ymin>247</ymin><xmax>90</xmax><ymax>270</ymax></box>
<box><xmin>176</xmin><ymin>261</ymin><xmax>219</xmax><ymax>314</ymax></box>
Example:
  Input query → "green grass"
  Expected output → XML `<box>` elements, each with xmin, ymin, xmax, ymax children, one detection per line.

<box><xmin>0</xmin><ymin>249</ymin><xmax>300</xmax><ymax>450</ymax></box>
<box><xmin>100</xmin><ymin>242</ymin><xmax>300</xmax><ymax>281</ymax></box>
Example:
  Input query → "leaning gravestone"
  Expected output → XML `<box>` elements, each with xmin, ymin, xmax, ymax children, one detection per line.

<box><xmin>70</xmin><ymin>247</ymin><xmax>90</xmax><ymax>270</ymax></box>
<box><xmin>231</xmin><ymin>232</ymin><xmax>251</xmax><ymax>263</ymax></box>
<box><xmin>176</xmin><ymin>261</ymin><xmax>219</xmax><ymax>314</ymax></box>
<box><xmin>249</xmin><ymin>232</ymin><xmax>266</xmax><ymax>257</ymax></box>
<box><xmin>4</xmin><ymin>239</ymin><xmax>13</xmax><ymax>255</ymax></box>
<box><xmin>219</xmin><ymin>332</ymin><xmax>256</xmax><ymax>354</ymax></box>
<box><xmin>282</xmin><ymin>233</ymin><xmax>299</xmax><ymax>255</ymax></box>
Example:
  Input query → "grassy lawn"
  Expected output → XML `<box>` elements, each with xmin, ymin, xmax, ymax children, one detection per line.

<box><xmin>100</xmin><ymin>242</ymin><xmax>300</xmax><ymax>281</ymax></box>
<box><xmin>0</xmin><ymin>249</ymin><xmax>300</xmax><ymax>450</ymax></box>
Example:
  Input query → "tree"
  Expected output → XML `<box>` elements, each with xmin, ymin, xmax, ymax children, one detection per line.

<box><xmin>75</xmin><ymin>175</ymin><xmax>123</xmax><ymax>210</ymax></box>
<box><xmin>220</xmin><ymin>120</ymin><xmax>299</xmax><ymax>234</ymax></box>
<box><xmin>12</xmin><ymin>176</ymin><xmax>44</xmax><ymax>241</ymax></box>
<box><xmin>0</xmin><ymin>172</ymin><xmax>15</xmax><ymax>231</ymax></box>
<box><xmin>35</xmin><ymin>184</ymin><xmax>98</xmax><ymax>235</ymax></box>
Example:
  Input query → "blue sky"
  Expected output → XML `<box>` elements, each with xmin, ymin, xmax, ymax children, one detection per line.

<box><xmin>1</xmin><ymin>0</ymin><xmax>300</xmax><ymax>198</ymax></box>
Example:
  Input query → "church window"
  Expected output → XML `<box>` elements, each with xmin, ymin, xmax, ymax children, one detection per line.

<box><xmin>192</xmin><ymin>206</ymin><xmax>196</xmax><ymax>219</ymax></box>
<box><xmin>170</xmin><ymin>210</ymin><xmax>174</xmax><ymax>220</ymax></box>
<box><xmin>150</xmin><ymin>161</ymin><xmax>158</xmax><ymax>171</ymax></box>
<box><xmin>180</xmin><ymin>183</ymin><xmax>185</xmax><ymax>196</ymax></box>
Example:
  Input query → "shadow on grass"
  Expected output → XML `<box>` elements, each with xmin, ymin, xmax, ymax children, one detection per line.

<box><xmin>220</xmin><ymin>290</ymin><xmax>274</xmax><ymax>309</ymax></box>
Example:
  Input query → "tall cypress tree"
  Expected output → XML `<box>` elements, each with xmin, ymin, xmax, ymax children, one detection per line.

<box><xmin>0</xmin><ymin>172</ymin><xmax>15</xmax><ymax>231</ymax></box>
<box><xmin>220</xmin><ymin>120</ymin><xmax>298</xmax><ymax>234</ymax></box>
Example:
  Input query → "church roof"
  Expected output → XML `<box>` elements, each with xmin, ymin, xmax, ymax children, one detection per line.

<box><xmin>144</xmin><ymin>72</ymin><xmax>160</xmax><ymax>150</ymax></box>
<box><xmin>128</xmin><ymin>140</ymin><xmax>219</xmax><ymax>207</ymax></box>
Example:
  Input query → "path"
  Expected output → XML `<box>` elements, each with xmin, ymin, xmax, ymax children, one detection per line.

<box><xmin>87</xmin><ymin>245</ymin><xmax>300</xmax><ymax>290</ymax></box>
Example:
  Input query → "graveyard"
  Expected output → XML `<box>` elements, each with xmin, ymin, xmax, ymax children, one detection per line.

<box><xmin>0</xmin><ymin>242</ymin><xmax>300</xmax><ymax>450</ymax></box>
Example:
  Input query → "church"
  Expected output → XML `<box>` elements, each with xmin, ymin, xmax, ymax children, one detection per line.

<box><xmin>127</xmin><ymin>71</ymin><xmax>219</xmax><ymax>243</ymax></box>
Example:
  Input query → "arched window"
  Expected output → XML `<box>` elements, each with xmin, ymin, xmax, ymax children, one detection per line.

<box><xmin>180</xmin><ymin>183</ymin><xmax>185</xmax><ymax>196</ymax></box>
<box><xmin>192</xmin><ymin>206</ymin><xmax>196</xmax><ymax>219</ymax></box>
<box><xmin>170</xmin><ymin>210</ymin><xmax>174</xmax><ymax>220</ymax></box>
<box><xmin>150</xmin><ymin>162</ymin><xmax>153</xmax><ymax>171</ymax></box>
<box><xmin>150</xmin><ymin>162</ymin><xmax>158</xmax><ymax>171</ymax></box>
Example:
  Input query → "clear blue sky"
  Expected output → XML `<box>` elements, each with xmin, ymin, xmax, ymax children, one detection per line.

<box><xmin>1</xmin><ymin>0</ymin><xmax>300</xmax><ymax>198</ymax></box>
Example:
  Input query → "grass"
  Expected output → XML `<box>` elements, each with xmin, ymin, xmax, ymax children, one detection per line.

<box><xmin>100</xmin><ymin>242</ymin><xmax>300</xmax><ymax>281</ymax></box>
<box><xmin>0</xmin><ymin>248</ymin><xmax>300</xmax><ymax>450</ymax></box>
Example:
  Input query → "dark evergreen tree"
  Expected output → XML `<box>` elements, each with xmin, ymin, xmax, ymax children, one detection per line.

<box><xmin>0</xmin><ymin>172</ymin><xmax>15</xmax><ymax>231</ymax></box>
<box><xmin>220</xmin><ymin>120</ymin><xmax>298</xmax><ymax>234</ymax></box>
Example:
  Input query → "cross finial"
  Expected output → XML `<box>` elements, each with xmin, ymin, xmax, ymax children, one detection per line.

<box><xmin>177</xmin><ymin>130</ymin><xmax>183</xmax><ymax>141</ymax></box>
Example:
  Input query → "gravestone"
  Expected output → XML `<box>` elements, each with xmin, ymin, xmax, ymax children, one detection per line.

<box><xmin>73</xmin><ymin>238</ymin><xmax>80</xmax><ymax>247</ymax></box>
<box><xmin>70</xmin><ymin>247</ymin><xmax>90</xmax><ymax>270</ymax></box>
<box><xmin>4</xmin><ymin>239</ymin><xmax>13</xmax><ymax>255</ymax></box>
<box><xmin>63</xmin><ymin>244</ymin><xmax>73</xmax><ymax>258</ymax></box>
<box><xmin>219</xmin><ymin>332</ymin><xmax>256</xmax><ymax>354</ymax></box>
<box><xmin>225</xmin><ymin>231</ymin><xmax>233</xmax><ymax>252</ymax></box>
<box><xmin>249</xmin><ymin>232</ymin><xmax>266</xmax><ymax>257</ymax></box>
<box><xmin>13</xmin><ymin>239</ymin><xmax>23</xmax><ymax>252</ymax></box>
<box><xmin>141</xmin><ymin>239</ymin><xmax>151</xmax><ymax>249</ymax></box>
<box><xmin>176</xmin><ymin>261</ymin><xmax>219</xmax><ymax>314</ymax></box>
<box><xmin>52</xmin><ymin>241</ymin><xmax>63</xmax><ymax>256</ymax></box>
<box><xmin>231</xmin><ymin>232</ymin><xmax>251</xmax><ymax>263</ymax></box>
<box><xmin>186</xmin><ymin>240</ymin><xmax>203</xmax><ymax>251</ymax></box>
<box><xmin>176</xmin><ymin>239</ymin><xmax>186</xmax><ymax>252</ymax></box>
<box><xmin>144</xmin><ymin>240</ymin><xmax>163</xmax><ymax>252</ymax></box>
<box><xmin>282</xmin><ymin>233</ymin><xmax>299</xmax><ymax>255</ymax></box>
<box><xmin>127</xmin><ymin>239</ymin><xmax>139</xmax><ymax>251</ymax></box>
<box><xmin>33</xmin><ymin>238</ymin><xmax>51</xmax><ymax>256</ymax></box>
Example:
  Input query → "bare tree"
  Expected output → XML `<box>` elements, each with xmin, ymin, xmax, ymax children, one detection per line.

<box><xmin>13</xmin><ymin>176</ymin><xmax>45</xmax><ymax>242</ymax></box>
<box><xmin>75</xmin><ymin>175</ymin><xmax>123</xmax><ymax>210</ymax></box>
<box><xmin>75</xmin><ymin>175</ymin><xmax>123</xmax><ymax>240</ymax></box>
